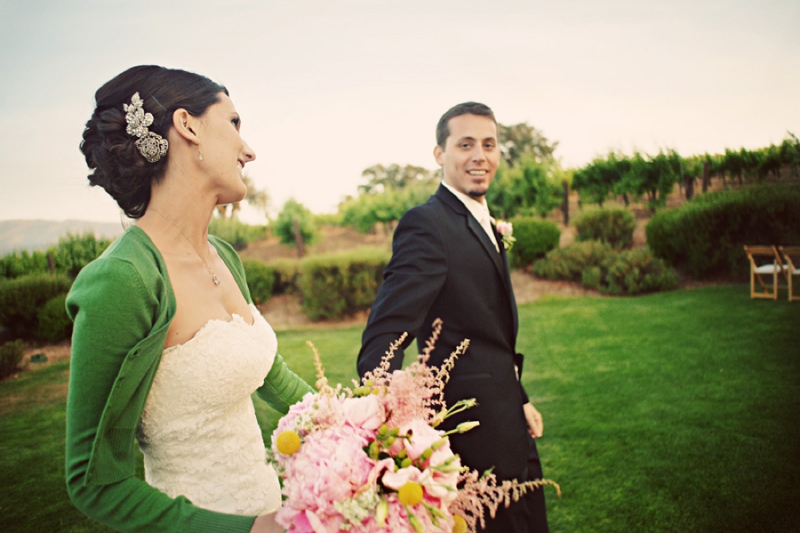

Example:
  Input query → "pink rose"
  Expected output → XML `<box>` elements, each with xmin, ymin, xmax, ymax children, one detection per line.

<box><xmin>342</xmin><ymin>395</ymin><xmax>385</xmax><ymax>430</ymax></box>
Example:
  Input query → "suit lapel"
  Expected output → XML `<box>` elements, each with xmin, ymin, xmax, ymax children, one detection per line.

<box><xmin>497</xmin><ymin>229</ymin><xmax>519</xmax><ymax>340</ymax></box>
<box><xmin>436</xmin><ymin>187</ymin><xmax>513</xmax><ymax>302</ymax></box>
<box><xmin>465</xmin><ymin>215</ymin><xmax>506</xmax><ymax>278</ymax></box>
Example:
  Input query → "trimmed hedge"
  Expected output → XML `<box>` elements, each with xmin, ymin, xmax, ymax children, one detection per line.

<box><xmin>270</xmin><ymin>259</ymin><xmax>301</xmax><ymax>296</ymax></box>
<box><xmin>574</xmin><ymin>208</ymin><xmax>636</xmax><ymax>249</ymax></box>
<box><xmin>509</xmin><ymin>217</ymin><xmax>561</xmax><ymax>268</ymax></box>
<box><xmin>299</xmin><ymin>248</ymin><xmax>391</xmax><ymax>321</ymax></box>
<box><xmin>646</xmin><ymin>184</ymin><xmax>800</xmax><ymax>278</ymax></box>
<box><xmin>209</xmin><ymin>218</ymin><xmax>266</xmax><ymax>251</ymax></box>
<box><xmin>242</xmin><ymin>259</ymin><xmax>275</xmax><ymax>305</ymax></box>
<box><xmin>35</xmin><ymin>294</ymin><xmax>72</xmax><ymax>343</ymax></box>
<box><xmin>533</xmin><ymin>242</ymin><xmax>678</xmax><ymax>295</ymax></box>
<box><xmin>0</xmin><ymin>274</ymin><xmax>72</xmax><ymax>338</ymax></box>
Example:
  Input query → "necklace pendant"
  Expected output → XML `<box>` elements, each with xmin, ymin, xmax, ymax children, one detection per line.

<box><xmin>212</xmin><ymin>273</ymin><xmax>221</xmax><ymax>286</ymax></box>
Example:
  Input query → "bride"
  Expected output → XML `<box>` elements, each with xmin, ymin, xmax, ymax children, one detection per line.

<box><xmin>65</xmin><ymin>65</ymin><xmax>312</xmax><ymax>533</ymax></box>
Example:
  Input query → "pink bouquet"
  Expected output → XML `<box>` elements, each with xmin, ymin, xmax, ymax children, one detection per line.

<box><xmin>271</xmin><ymin>320</ymin><xmax>558</xmax><ymax>533</ymax></box>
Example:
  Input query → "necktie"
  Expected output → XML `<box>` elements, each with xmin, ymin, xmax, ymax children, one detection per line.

<box><xmin>479</xmin><ymin>213</ymin><xmax>499</xmax><ymax>252</ymax></box>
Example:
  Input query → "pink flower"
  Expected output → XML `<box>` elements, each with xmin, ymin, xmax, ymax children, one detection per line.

<box><xmin>397</xmin><ymin>418</ymin><xmax>442</xmax><ymax>460</ymax></box>
<box><xmin>342</xmin><ymin>395</ymin><xmax>385</xmax><ymax>430</ymax></box>
<box><xmin>381</xmin><ymin>466</ymin><xmax>423</xmax><ymax>491</ymax></box>
<box><xmin>496</xmin><ymin>220</ymin><xmax>513</xmax><ymax>235</ymax></box>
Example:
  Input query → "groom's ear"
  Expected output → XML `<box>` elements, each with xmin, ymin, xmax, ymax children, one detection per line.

<box><xmin>433</xmin><ymin>145</ymin><xmax>444</xmax><ymax>166</ymax></box>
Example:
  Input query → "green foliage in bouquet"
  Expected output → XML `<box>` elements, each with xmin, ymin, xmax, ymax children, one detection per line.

<box><xmin>509</xmin><ymin>217</ymin><xmax>561</xmax><ymax>268</ymax></box>
<box><xmin>0</xmin><ymin>274</ymin><xmax>72</xmax><ymax>339</ymax></box>
<box><xmin>574</xmin><ymin>208</ymin><xmax>636</xmax><ymax>250</ymax></box>
<box><xmin>646</xmin><ymin>184</ymin><xmax>800</xmax><ymax>279</ymax></box>
<box><xmin>299</xmin><ymin>248</ymin><xmax>390</xmax><ymax>321</ymax></box>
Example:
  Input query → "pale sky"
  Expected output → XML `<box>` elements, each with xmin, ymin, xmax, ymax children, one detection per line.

<box><xmin>1</xmin><ymin>0</ymin><xmax>798</xmax><ymax>224</ymax></box>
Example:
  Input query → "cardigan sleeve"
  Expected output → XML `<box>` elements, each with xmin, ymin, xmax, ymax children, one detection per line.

<box><xmin>256</xmin><ymin>353</ymin><xmax>315</xmax><ymax>413</ymax></box>
<box><xmin>65</xmin><ymin>255</ymin><xmax>256</xmax><ymax>533</ymax></box>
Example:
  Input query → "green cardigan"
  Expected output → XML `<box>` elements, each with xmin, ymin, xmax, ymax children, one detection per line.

<box><xmin>65</xmin><ymin>226</ymin><xmax>313</xmax><ymax>533</ymax></box>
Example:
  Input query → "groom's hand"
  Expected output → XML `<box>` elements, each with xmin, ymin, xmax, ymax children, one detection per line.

<box><xmin>523</xmin><ymin>402</ymin><xmax>543</xmax><ymax>438</ymax></box>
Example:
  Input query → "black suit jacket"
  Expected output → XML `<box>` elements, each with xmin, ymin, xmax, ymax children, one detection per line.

<box><xmin>358</xmin><ymin>185</ymin><xmax>531</xmax><ymax>482</ymax></box>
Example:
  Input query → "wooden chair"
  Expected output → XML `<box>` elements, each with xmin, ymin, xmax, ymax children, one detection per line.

<box><xmin>743</xmin><ymin>245</ymin><xmax>784</xmax><ymax>300</ymax></box>
<box><xmin>779</xmin><ymin>246</ymin><xmax>800</xmax><ymax>302</ymax></box>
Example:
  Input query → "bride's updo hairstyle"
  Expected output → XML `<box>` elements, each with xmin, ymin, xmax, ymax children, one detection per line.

<box><xmin>80</xmin><ymin>65</ymin><xmax>228</xmax><ymax>218</ymax></box>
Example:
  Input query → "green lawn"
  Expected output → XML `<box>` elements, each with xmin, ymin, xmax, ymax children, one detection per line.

<box><xmin>1</xmin><ymin>285</ymin><xmax>798</xmax><ymax>532</ymax></box>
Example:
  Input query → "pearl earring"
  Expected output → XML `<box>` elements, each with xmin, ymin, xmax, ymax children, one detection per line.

<box><xmin>198</xmin><ymin>148</ymin><xmax>204</xmax><ymax>161</ymax></box>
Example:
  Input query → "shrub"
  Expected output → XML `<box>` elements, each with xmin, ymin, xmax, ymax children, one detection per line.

<box><xmin>48</xmin><ymin>233</ymin><xmax>113</xmax><ymax>278</ymax></box>
<box><xmin>209</xmin><ymin>218</ymin><xmax>266</xmax><ymax>251</ymax></box>
<box><xmin>646</xmin><ymin>184</ymin><xmax>800</xmax><ymax>278</ymax></box>
<box><xmin>0</xmin><ymin>274</ymin><xmax>72</xmax><ymax>338</ymax></box>
<box><xmin>35</xmin><ymin>294</ymin><xmax>72</xmax><ymax>343</ymax></box>
<box><xmin>0</xmin><ymin>340</ymin><xmax>25</xmax><ymax>380</ymax></box>
<box><xmin>0</xmin><ymin>250</ymin><xmax>50</xmax><ymax>279</ymax></box>
<box><xmin>599</xmin><ymin>248</ymin><xmax>679</xmax><ymax>295</ymax></box>
<box><xmin>508</xmin><ymin>217</ymin><xmax>561</xmax><ymax>268</ymax></box>
<box><xmin>0</xmin><ymin>232</ymin><xmax>111</xmax><ymax>280</ymax></box>
<box><xmin>574</xmin><ymin>208</ymin><xmax>636</xmax><ymax>249</ymax></box>
<box><xmin>242</xmin><ymin>259</ymin><xmax>275</xmax><ymax>305</ymax></box>
<box><xmin>270</xmin><ymin>259</ymin><xmax>301</xmax><ymax>295</ymax></box>
<box><xmin>532</xmin><ymin>241</ymin><xmax>615</xmax><ymax>282</ymax></box>
<box><xmin>299</xmin><ymin>248</ymin><xmax>390</xmax><ymax>321</ymax></box>
<box><xmin>533</xmin><ymin>242</ymin><xmax>678</xmax><ymax>295</ymax></box>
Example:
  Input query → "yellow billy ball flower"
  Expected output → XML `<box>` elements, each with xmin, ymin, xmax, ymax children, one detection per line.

<box><xmin>398</xmin><ymin>481</ymin><xmax>424</xmax><ymax>506</ymax></box>
<box><xmin>452</xmin><ymin>515</ymin><xmax>468</xmax><ymax>533</ymax></box>
<box><xmin>275</xmin><ymin>430</ymin><xmax>301</xmax><ymax>455</ymax></box>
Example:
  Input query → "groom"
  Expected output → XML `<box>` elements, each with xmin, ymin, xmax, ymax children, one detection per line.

<box><xmin>358</xmin><ymin>102</ymin><xmax>549</xmax><ymax>532</ymax></box>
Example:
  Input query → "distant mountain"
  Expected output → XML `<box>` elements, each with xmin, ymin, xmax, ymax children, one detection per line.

<box><xmin>0</xmin><ymin>219</ymin><xmax>126</xmax><ymax>254</ymax></box>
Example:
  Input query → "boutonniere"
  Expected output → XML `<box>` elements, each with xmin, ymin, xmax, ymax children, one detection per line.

<box><xmin>495</xmin><ymin>220</ymin><xmax>516</xmax><ymax>251</ymax></box>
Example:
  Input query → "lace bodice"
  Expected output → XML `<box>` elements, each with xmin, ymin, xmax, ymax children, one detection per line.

<box><xmin>138</xmin><ymin>305</ymin><xmax>282</xmax><ymax>516</ymax></box>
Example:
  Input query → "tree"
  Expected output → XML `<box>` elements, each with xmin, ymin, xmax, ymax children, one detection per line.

<box><xmin>274</xmin><ymin>199</ymin><xmax>319</xmax><ymax>254</ymax></box>
<box><xmin>487</xmin><ymin>157</ymin><xmax>562</xmax><ymax>219</ymax></box>
<box><xmin>781</xmin><ymin>132</ymin><xmax>800</xmax><ymax>178</ymax></box>
<box><xmin>358</xmin><ymin>164</ymin><xmax>437</xmax><ymax>194</ymax></box>
<box><xmin>215</xmin><ymin>175</ymin><xmax>269</xmax><ymax>219</ymax></box>
<box><xmin>340</xmin><ymin>179</ymin><xmax>437</xmax><ymax>234</ymax></box>
<box><xmin>497</xmin><ymin>122</ymin><xmax>559</xmax><ymax>168</ymax></box>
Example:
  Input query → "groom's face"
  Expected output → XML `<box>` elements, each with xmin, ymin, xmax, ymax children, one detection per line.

<box><xmin>434</xmin><ymin>113</ymin><xmax>500</xmax><ymax>199</ymax></box>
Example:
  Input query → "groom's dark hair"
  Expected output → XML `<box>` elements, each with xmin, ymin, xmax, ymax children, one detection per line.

<box><xmin>436</xmin><ymin>102</ymin><xmax>497</xmax><ymax>149</ymax></box>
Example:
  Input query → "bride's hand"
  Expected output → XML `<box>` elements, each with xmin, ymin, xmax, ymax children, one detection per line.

<box><xmin>250</xmin><ymin>512</ymin><xmax>282</xmax><ymax>533</ymax></box>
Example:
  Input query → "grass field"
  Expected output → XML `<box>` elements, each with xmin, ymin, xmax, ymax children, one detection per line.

<box><xmin>1</xmin><ymin>285</ymin><xmax>798</xmax><ymax>532</ymax></box>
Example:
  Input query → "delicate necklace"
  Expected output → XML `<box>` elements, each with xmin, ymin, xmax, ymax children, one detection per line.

<box><xmin>150</xmin><ymin>209</ymin><xmax>221</xmax><ymax>286</ymax></box>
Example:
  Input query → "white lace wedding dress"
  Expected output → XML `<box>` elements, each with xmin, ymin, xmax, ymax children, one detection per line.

<box><xmin>137</xmin><ymin>305</ymin><xmax>282</xmax><ymax>516</ymax></box>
